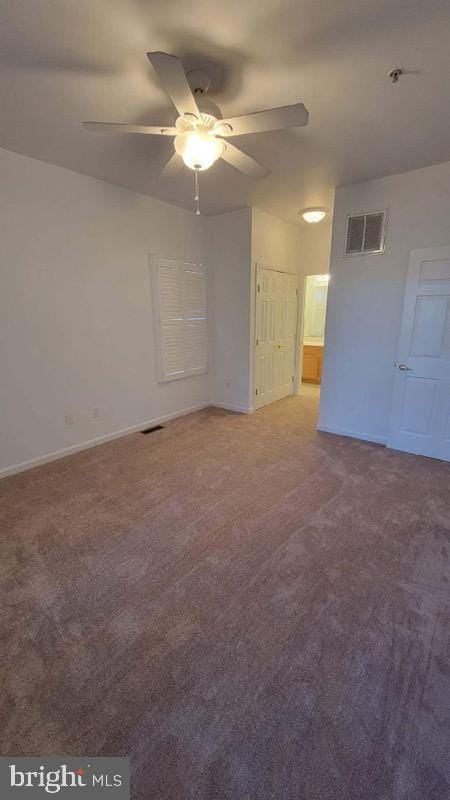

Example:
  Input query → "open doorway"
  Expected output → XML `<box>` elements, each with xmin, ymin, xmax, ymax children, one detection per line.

<box><xmin>253</xmin><ymin>267</ymin><xmax>329</xmax><ymax>411</ymax></box>
<box><xmin>300</xmin><ymin>274</ymin><xmax>329</xmax><ymax>396</ymax></box>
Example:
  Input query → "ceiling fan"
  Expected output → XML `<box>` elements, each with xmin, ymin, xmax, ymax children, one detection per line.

<box><xmin>84</xmin><ymin>52</ymin><xmax>309</xmax><ymax>210</ymax></box>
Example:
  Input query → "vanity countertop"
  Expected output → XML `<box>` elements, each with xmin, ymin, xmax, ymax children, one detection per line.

<box><xmin>303</xmin><ymin>338</ymin><xmax>324</xmax><ymax>347</ymax></box>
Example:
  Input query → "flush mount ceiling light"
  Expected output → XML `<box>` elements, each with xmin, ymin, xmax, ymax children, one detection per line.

<box><xmin>299</xmin><ymin>207</ymin><xmax>328</xmax><ymax>223</ymax></box>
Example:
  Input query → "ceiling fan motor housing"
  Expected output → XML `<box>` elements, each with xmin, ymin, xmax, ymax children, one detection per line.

<box><xmin>175</xmin><ymin>97</ymin><xmax>223</xmax><ymax>135</ymax></box>
<box><xmin>186</xmin><ymin>68</ymin><xmax>212</xmax><ymax>95</ymax></box>
<box><xmin>196</xmin><ymin>97</ymin><xmax>223</xmax><ymax>124</ymax></box>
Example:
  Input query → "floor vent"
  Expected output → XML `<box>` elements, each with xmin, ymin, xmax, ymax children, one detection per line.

<box><xmin>141</xmin><ymin>425</ymin><xmax>164</xmax><ymax>435</ymax></box>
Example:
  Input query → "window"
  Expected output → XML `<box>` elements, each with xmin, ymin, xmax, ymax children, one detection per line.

<box><xmin>152</xmin><ymin>256</ymin><xmax>207</xmax><ymax>382</ymax></box>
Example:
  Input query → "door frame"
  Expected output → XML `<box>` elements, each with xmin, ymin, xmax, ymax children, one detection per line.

<box><xmin>252</xmin><ymin>263</ymin><xmax>302</xmax><ymax>409</ymax></box>
<box><xmin>298</xmin><ymin>272</ymin><xmax>330</xmax><ymax>386</ymax></box>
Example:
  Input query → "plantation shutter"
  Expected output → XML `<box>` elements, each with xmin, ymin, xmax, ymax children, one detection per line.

<box><xmin>153</xmin><ymin>256</ymin><xmax>207</xmax><ymax>382</ymax></box>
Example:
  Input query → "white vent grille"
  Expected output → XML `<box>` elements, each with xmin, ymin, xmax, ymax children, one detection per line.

<box><xmin>345</xmin><ymin>210</ymin><xmax>386</xmax><ymax>255</ymax></box>
<box><xmin>152</xmin><ymin>256</ymin><xmax>207</xmax><ymax>382</ymax></box>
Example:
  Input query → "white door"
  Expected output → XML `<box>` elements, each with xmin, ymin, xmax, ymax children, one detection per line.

<box><xmin>255</xmin><ymin>267</ymin><xmax>299</xmax><ymax>409</ymax></box>
<box><xmin>387</xmin><ymin>246</ymin><xmax>450</xmax><ymax>461</ymax></box>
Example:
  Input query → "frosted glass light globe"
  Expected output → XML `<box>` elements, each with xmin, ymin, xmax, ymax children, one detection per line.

<box><xmin>175</xmin><ymin>129</ymin><xmax>225</xmax><ymax>171</ymax></box>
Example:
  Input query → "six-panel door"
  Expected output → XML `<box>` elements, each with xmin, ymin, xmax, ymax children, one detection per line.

<box><xmin>387</xmin><ymin>246</ymin><xmax>450</xmax><ymax>461</ymax></box>
<box><xmin>255</xmin><ymin>268</ymin><xmax>299</xmax><ymax>410</ymax></box>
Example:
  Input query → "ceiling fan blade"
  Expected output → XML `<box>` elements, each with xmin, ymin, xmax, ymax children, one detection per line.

<box><xmin>221</xmin><ymin>142</ymin><xmax>268</xmax><ymax>179</ymax></box>
<box><xmin>147</xmin><ymin>52</ymin><xmax>199</xmax><ymax>119</ymax></box>
<box><xmin>83</xmin><ymin>122</ymin><xmax>177</xmax><ymax>136</ymax></box>
<box><xmin>159</xmin><ymin>152</ymin><xmax>184</xmax><ymax>178</ymax></box>
<box><xmin>218</xmin><ymin>103</ymin><xmax>309</xmax><ymax>137</ymax></box>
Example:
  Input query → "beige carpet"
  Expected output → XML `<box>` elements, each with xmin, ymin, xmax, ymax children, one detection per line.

<box><xmin>1</xmin><ymin>394</ymin><xmax>449</xmax><ymax>799</ymax></box>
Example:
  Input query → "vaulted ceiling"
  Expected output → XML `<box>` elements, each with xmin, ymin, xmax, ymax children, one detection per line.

<box><xmin>1</xmin><ymin>0</ymin><xmax>449</xmax><ymax>220</ymax></box>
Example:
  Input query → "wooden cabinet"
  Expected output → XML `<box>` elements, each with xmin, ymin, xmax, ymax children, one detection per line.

<box><xmin>302</xmin><ymin>345</ymin><xmax>323</xmax><ymax>383</ymax></box>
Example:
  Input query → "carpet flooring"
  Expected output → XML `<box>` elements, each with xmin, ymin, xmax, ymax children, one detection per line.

<box><xmin>1</xmin><ymin>395</ymin><xmax>449</xmax><ymax>799</ymax></box>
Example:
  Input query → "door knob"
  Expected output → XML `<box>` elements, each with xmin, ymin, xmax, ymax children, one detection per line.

<box><xmin>398</xmin><ymin>364</ymin><xmax>412</xmax><ymax>371</ymax></box>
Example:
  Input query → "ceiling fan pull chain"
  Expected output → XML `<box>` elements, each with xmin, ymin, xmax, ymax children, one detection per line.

<box><xmin>194</xmin><ymin>169</ymin><xmax>200</xmax><ymax>215</ymax></box>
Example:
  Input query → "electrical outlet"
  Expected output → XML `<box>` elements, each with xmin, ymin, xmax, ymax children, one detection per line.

<box><xmin>92</xmin><ymin>408</ymin><xmax>101</xmax><ymax>419</ymax></box>
<box><xmin>225</xmin><ymin>381</ymin><xmax>231</xmax><ymax>389</ymax></box>
<box><xmin>64</xmin><ymin>414</ymin><xmax>74</xmax><ymax>426</ymax></box>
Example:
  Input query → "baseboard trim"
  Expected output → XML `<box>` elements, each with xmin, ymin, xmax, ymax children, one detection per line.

<box><xmin>211</xmin><ymin>402</ymin><xmax>254</xmax><ymax>415</ymax></box>
<box><xmin>317</xmin><ymin>423</ymin><xmax>387</xmax><ymax>446</ymax></box>
<box><xmin>0</xmin><ymin>402</ymin><xmax>211</xmax><ymax>479</ymax></box>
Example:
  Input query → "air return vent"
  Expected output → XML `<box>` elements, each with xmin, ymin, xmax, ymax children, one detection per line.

<box><xmin>141</xmin><ymin>425</ymin><xmax>164</xmax><ymax>435</ymax></box>
<box><xmin>345</xmin><ymin>210</ymin><xmax>386</xmax><ymax>256</ymax></box>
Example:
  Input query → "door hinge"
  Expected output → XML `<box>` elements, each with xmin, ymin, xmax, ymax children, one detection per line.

<box><xmin>255</xmin><ymin>388</ymin><xmax>258</xmax><ymax>395</ymax></box>
<box><xmin>296</xmin><ymin>287</ymin><xmax>299</xmax><ymax>295</ymax></box>
<box><xmin>257</xmin><ymin>284</ymin><xmax>260</xmax><ymax>292</ymax></box>
<box><xmin>256</xmin><ymin>338</ymin><xmax>259</xmax><ymax>345</ymax></box>
<box><xmin>292</xmin><ymin>375</ymin><xmax>294</xmax><ymax>382</ymax></box>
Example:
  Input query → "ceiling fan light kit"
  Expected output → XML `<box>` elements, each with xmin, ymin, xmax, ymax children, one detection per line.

<box><xmin>175</xmin><ymin>128</ymin><xmax>225</xmax><ymax>171</ymax></box>
<box><xmin>173</xmin><ymin>111</ymin><xmax>226</xmax><ymax>172</ymax></box>
<box><xmin>84</xmin><ymin>51</ymin><xmax>309</xmax><ymax>213</ymax></box>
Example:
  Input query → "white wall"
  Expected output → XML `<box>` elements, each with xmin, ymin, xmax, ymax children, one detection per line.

<box><xmin>0</xmin><ymin>148</ymin><xmax>206</xmax><ymax>475</ymax></box>
<box><xmin>0</xmin><ymin>147</ymin><xmax>335</xmax><ymax>476</ymax></box>
<box><xmin>298</xmin><ymin>219</ymin><xmax>333</xmax><ymax>277</ymax></box>
<box><xmin>206</xmin><ymin>208</ymin><xmax>253</xmax><ymax>412</ymax></box>
<box><xmin>251</xmin><ymin>207</ymin><xmax>331</xmax><ymax>276</ymax></box>
<box><xmin>319</xmin><ymin>159</ymin><xmax>450</xmax><ymax>444</ymax></box>
<box><xmin>252</xmin><ymin>208</ymin><xmax>305</xmax><ymax>273</ymax></box>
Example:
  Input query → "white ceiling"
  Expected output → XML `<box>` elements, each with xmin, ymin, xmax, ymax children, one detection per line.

<box><xmin>1</xmin><ymin>0</ymin><xmax>449</xmax><ymax>221</ymax></box>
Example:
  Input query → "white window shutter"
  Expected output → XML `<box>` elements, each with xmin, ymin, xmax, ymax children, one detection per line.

<box><xmin>153</xmin><ymin>257</ymin><xmax>207</xmax><ymax>382</ymax></box>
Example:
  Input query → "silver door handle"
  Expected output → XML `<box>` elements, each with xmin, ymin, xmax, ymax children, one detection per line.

<box><xmin>398</xmin><ymin>364</ymin><xmax>412</xmax><ymax>371</ymax></box>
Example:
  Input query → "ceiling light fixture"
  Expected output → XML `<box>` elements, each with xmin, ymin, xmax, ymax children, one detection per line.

<box><xmin>299</xmin><ymin>207</ymin><xmax>328</xmax><ymax>224</ymax></box>
<box><xmin>174</xmin><ymin>127</ymin><xmax>225</xmax><ymax>171</ymax></box>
